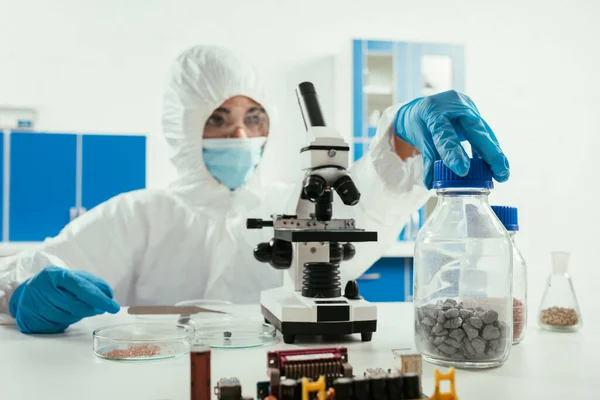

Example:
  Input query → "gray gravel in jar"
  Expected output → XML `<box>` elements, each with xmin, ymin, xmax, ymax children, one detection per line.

<box><xmin>416</xmin><ymin>298</ymin><xmax>510</xmax><ymax>361</ymax></box>
<box><xmin>445</xmin><ymin>308</ymin><xmax>460</xmax><ymax>319</ymax></box>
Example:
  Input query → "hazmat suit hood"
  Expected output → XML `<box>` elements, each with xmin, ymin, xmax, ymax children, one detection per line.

<box><xmin>162</xmin><ymin>45</ymin><xmax>281</xmax><ymax>211</ymax></box>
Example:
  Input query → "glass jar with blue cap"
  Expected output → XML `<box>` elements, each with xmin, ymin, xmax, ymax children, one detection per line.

<box><xmin>413</xmin><ymin>158</ymin><xmax>513</xmax><ymax>369</ymax></box>
<box><xmin>491</xmin><ymin>206</ymin><xmax>527</xmax><ymax>344</ymax></box>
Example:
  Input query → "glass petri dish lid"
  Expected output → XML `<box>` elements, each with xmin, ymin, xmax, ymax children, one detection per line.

<box><xmin>193</xmin><ymin>321</ymin><xmax>276</xmax><ymax>349</ymax></box>
<box><xmin>93</xmin><ymin>323</ymin><xmax>195</xmax><ymax>361</ymax></box>
<box><xmin>175</xmin><ymin>299</ymin><xmax>234</xmax><ymax>325</ymax></box>
<box><xmin>134</xmin><ymin>300</ymin><xmax>233</xmax><ymax>326</ymax></box>
<box><xmin>175</xmin><ymin>299</ymin><xmax>233</xmax><ymax>310</ymax></box>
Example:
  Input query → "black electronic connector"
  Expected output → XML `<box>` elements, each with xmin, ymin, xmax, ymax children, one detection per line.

<box><xmin>402</xmin><ymin>373</ymin><xmax>422</xmax><ymax>399</ymax></box>
<box><xmin>370</xmin><ymin>376</ymin><xmax>388</xmax><ymax>400</ymax></box>
<box><xmin>333</xmin><ymin>377</ymin><xmax>353</xmax><ymax>400</ymax></box>
<box><xmin>279</xmin><ymin>379</ymin><xmax>297</xmax><ymax>400</ymax></box>
<box><xmin>386</xmin><ymin>375</ymin><xmax>404</xmax><ymax>399</ymax></box>
<box><xmin>352</xmin><ymin>376</ymin><xmax>371</xmax><ymax>400</ymax></box>
<box><xmin>256</xmin><ymin>381</ymin><xmax>270</xmax><ymax>399</ymax></box>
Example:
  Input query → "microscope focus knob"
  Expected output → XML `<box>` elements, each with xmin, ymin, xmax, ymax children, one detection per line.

<box><xmin>342</xmin><ymin>243</ymin><xmax>356</xmax><ymax>261</ymax></box>
<box><xmin>270</xmin><ymin>239</ymin><xmax>293</xmax><ymax>269</ymax></box>
<box><xmin>254</xmin><ymin>242</ymin><xmax>273</xmax><ymax>263</ymax></box>
<box><xmin>344</xmin><ymin>280</ymin><xmax>361</xmax><ymax>300</ymax></box>
<box><xmin>329</xmin><ymin>242</ymin><xmax>343</xmax><ymax>263</ymax></box>
<box><xmin>253</xmin><ymin>239</ymin><xmax>292</xmax><ymax>269</ymax></box>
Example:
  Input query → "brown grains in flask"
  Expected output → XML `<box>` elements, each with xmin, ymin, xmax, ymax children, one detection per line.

<box><xmin>101</xmin><ymin>344</ymin><xmax>161</xmax><ymax>359</ymax></box>
<box><xmin>540</xmin><ymin>307</ymin><xmax>579</xmax><ymax>326</ymax></box>
<box><xmin>513</xmin><ymin>298</ymin><xmax>525</xmax><ymax>340</ymax></box>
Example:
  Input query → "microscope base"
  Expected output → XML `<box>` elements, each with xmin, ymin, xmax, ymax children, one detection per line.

<box><xmin>260</xmin><ymin>287</ymin><xmax>377</xmax><ymax>344</ymax></box>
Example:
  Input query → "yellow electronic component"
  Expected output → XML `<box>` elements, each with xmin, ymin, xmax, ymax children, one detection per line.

<box><xmin>302</xmin><ymin>375</ymin><xmax>326</xmax><ymax>400</ymax></box>
<box><xmin>430</xmin><ymin>367</ymin><xmax>458</xmax><ymax>400</ymax></box>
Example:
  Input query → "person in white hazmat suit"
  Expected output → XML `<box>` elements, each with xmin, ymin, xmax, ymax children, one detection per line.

<box><xmin>0</xmin><ymin>46</ymin><xmax>509</xmax><ymax>334</ymax></box>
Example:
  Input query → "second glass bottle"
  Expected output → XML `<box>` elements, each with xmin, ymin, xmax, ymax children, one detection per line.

<box><xmin>491</xmin><ymin>206</ymin><xmax>528</xmax><ymax>344</ymax></box>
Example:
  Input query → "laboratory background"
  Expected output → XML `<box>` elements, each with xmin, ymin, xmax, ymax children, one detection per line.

<box><xmin>0</xmin><ymin>0</ymin><xmax>599</xmax><ymax>397</ymax></box>
<box><xmin>1</xmin><ymin>0</ymin><xmax>598</xmax><ymax>311</ymax></box>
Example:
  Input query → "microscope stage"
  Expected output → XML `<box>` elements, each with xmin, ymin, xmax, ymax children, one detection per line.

<box><xmin>274</xmin><ymin>229</ymin><xmax>377</xmax><ymax>243</ymax></box>
<box><xmin>260</xmin><ymin>287</ymin><xmax>377</xmax><ymax>344</ymax></box>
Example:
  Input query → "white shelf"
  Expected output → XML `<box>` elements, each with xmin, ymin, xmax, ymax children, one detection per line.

<box><xmin>383</xmin><ymin>241</ymin><xmax>415</xmax><ymax>258</ymax></box>
<box><xmin>364</xmin><ymin>88</ymin><xmax>393</xmax><ymax>96</ymax></box>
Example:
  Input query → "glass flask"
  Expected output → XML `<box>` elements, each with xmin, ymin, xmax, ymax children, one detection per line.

<box><xmin>491</xmin><ymin>206</ymin><xmax>527</xmax><ymax>344</ymax></box>
<box><xmin>538</xmin><ymin>251</ymin><xmax>582</xmax><ymax>332</ymax></box>
<box><xmin>414</xmin><ymin>158</ymin><xmax>513</xmax><ymax>369</ymax></box>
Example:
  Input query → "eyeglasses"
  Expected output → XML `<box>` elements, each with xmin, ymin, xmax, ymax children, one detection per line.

<box><xmin>203</xmin><ymin>109</ymin><xmax>269</xmax><ymax>138</ymax></box>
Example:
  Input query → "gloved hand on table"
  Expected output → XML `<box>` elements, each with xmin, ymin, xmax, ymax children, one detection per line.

<box><xmin>394</xmin><ymin>90</ymin><xmax>510</xmax><ymax>189</ymax></box>
<box><xmin>9</xmin><ymin>266</ymin><xmax>120</xmax><ymax>334</ymax></box>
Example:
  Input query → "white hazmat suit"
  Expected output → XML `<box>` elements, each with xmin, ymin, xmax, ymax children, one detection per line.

<box><xmin>0</xmin><ymin>46</ymin><xmax>430</xmax><ymax>318</ymax></box>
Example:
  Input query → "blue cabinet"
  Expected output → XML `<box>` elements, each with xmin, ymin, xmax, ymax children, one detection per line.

<box><xmin>358</xmin><ymin>257</ymin><xmax>413</xmax><ymax>302</ymax></box>
<box><xmin>9</xmin><ymin>133</ymin><xmax>77</xmax><ymax>241</ymax></box>
<box><xmin>82</xmin><ymin>135</ymin><xmax>146</xmax><ymax>211</ymax></box>
<box><xmin>6</xmin><ymin>132</ymin><xmax>146</xmax><ymax>242</ymax></box>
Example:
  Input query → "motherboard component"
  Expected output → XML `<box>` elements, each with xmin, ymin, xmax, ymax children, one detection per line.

<box><xmin>267</xmin><ymin>347</ymin><xmax>353</xmax><ymax>380</ymax></box>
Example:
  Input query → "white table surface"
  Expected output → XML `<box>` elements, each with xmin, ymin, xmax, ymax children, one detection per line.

<box><xmin>0</xmin><ymin>302</ymin><xmax>595</xmax><ymax>399</ymax></box>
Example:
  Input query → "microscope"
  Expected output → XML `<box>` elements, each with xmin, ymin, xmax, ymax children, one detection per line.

<box><xmin>246</xmin><ymin>82</ymin><xmax>378</xmax><ymax>344</ymax></box>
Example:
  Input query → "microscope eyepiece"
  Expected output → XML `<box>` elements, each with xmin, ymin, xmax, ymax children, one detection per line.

<box><xmin>333</xmin><ymin>175</ymin><xmax>361</xmax><ymax>206</ymax></box>
<box><xmin>296</xmin><ymin>81</ymin><xmax>326</xmax><ymax>129</ymax></box>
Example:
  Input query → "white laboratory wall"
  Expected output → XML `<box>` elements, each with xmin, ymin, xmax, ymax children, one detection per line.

<box><xmin>1</xmin><ymin>0</ymin><xmax>599</xmax><ymax>311</ymax></box>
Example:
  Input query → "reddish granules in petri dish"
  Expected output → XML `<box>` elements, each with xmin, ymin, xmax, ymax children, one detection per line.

<box><xmin>513</xmin><ymin>298</ymin><xmax>525</xmax><ymax>340</ymax></box>
<box><xmin>101</xmin><ymin>344</ymin><xmax>162</xmax><ymax>359</ymax></box>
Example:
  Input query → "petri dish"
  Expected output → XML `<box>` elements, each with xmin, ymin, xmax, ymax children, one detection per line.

<box><xmin>193</xmin><ymin>321</ymin><xmax>276</xmax><ymax>349</ymax></box>
<box><xmin>93</xmin><ymin>323</ymin><xmax>195</xmax><ymax>361</ymax></box>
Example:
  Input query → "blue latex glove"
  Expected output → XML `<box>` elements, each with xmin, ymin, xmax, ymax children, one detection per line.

<box><xmin>394</xmin><ymin>90</ymin><xmax>509</xmax><ymax>189</ymax></box>
<box><xmin>9</xmin><ymin>266</ymin><xmax>120</xmax><ymax>334</ymax></box>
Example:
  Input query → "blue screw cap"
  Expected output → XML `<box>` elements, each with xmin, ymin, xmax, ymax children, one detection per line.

<box><xmin>432</xmin><ymin>158</ymin><xmax>493</xmax><ymax>189</ymax></box>
<box><xmin>491</xmin><ymin>205</ymin><xmax>519</xmax><ymax>231</ymax></box>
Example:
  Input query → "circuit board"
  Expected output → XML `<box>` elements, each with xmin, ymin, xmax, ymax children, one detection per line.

<box><xmin>213</xmin><ymin>347</ymin><xmax>444</xmax><ymax>400</ymax></box>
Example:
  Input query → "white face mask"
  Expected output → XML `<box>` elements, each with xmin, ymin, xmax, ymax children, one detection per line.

<box><xmin>202</xmin><ymin>137</ymin><xmax>267</xmax><ymax>190</ymax></box>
